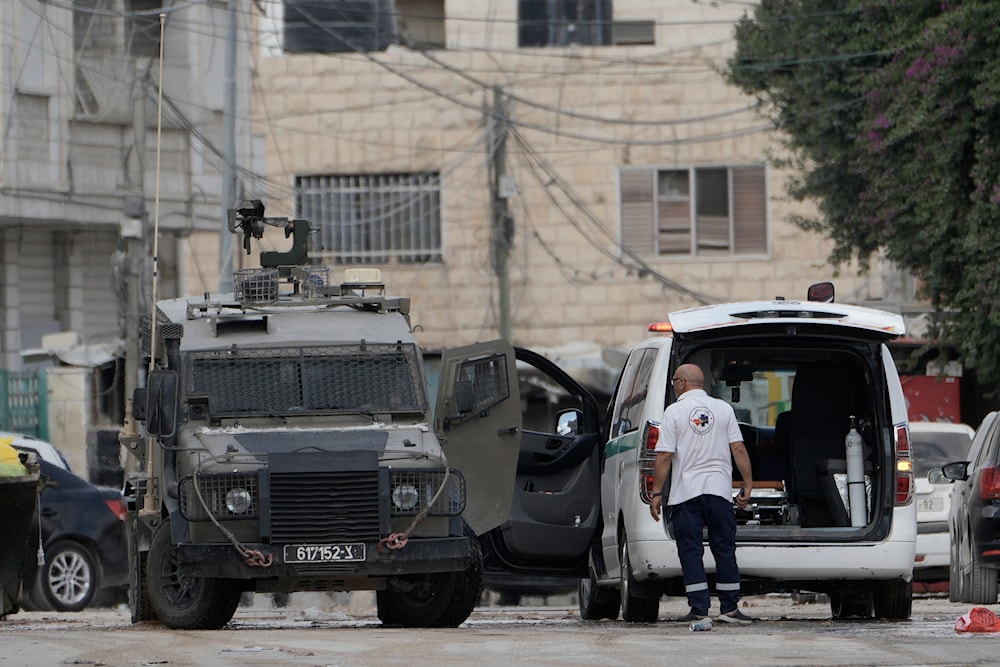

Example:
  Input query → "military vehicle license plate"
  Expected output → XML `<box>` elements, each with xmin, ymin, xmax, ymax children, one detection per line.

<box><xmin>284</xmin><ymin>543</ymin><xmax>366</xmax><ymax>563</ymax></box>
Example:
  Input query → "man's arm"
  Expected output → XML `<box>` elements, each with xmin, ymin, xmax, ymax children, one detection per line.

<box><xmin>649</xmin><ymin>451</ymin><xmax>673</xmax><ymax>522</ymax></box>
<box><xmin>730</xmin><ymin>440</ymin><xmax>753</xmax><ymax>509</ymax></box>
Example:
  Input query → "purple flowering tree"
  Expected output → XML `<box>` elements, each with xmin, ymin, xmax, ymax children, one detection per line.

<box><xmin>727</xmin><ymin>1</ymin><xmax>1000</xmax><ymax>386</ymax></box>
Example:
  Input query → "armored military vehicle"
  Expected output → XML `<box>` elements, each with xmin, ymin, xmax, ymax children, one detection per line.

<box><xmin>121</xmin><ymin>202</ymin><xmax>522</xmax><ymax>629</ymax></box>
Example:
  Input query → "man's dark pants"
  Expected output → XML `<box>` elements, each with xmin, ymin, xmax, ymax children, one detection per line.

<box><xmin>670</xmin><ymin>494</ymin><xmax>741</xmax><ymax>615</ymax></box>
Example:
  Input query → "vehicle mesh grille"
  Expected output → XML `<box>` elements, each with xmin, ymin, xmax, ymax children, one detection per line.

<box><xmin>269</xmin><ymin>469</ymin><xmax>381</xmax><ymax>543</ymax></box>
<box><xmin>186</xmin><ymin>343</ymin><xmax>427</xmax><ymax>416</ymax></box>
<box><xmin>179</xmin><ymin>473</ymin><xmax>258</xmax><ymax>521</ymax></box>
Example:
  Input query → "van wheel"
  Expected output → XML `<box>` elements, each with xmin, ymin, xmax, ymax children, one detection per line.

<box><xmin>873</xmin><ymin>580</ymin><xmax>912</xmax><ymax>620</ymax></box>
<box><xmin>829</xmin><ymin>590</ymin><xmax>872</xmax><ymax>620</ymax></box>
<box><xmin>968</xmin><ymin>557</ymin><xmax>999</xmax><ymax>605</ymax></box>
<box><xmin>147</xmin><ymin>519</ymin><xmax>241</xmax><ymax>629</ymax></box>
<box><xmin>377</xmin><ymin>522</ymin><xmax>483</xmax><ymax>628</ymax></box>
<box><xmin>619</xmin><ymin>539</ymin><xmax>659</xmax><ymax>622</ymax></box>
<box><xmin>578</xmin><ymin>564</ymin><xmax>620</xmax><ymax>620</ymax></box>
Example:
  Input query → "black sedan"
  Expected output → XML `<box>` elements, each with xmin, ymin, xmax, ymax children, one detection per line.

<box><xmin>22</xmin><ymin>460</ymin><xmax>128</xmax><ymax>612</ymax></box>
<box><xmin>939</xmin><ymin>411</ymin><xmax>1000</xmax><ymax>604</ymax></box>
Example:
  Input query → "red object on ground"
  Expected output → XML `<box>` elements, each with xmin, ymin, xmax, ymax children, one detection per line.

<box><xmin>955</xmin><ymin>607</ymin><xmax>1000</xmax><ymax>633</ymax></box>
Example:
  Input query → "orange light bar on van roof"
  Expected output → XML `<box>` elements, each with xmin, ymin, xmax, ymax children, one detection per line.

<box><xmin>648</xmin><ymin>322</ymin><xmax>673</xmax><ymax>333</ymax></box>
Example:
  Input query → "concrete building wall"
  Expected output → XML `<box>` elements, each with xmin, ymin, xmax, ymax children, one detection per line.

<box><xmin>253</xmin><ymin>1</ymin><xmax>895</xmax><ymax>362</ymax></box>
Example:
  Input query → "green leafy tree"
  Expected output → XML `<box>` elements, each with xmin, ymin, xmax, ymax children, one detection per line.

<box><xmin>726</xmin><ymin>1</ymin><xmax>1000</xmax><ymax>385</ymax></box>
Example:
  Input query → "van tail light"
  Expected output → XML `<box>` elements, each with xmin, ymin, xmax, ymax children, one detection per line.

<box><xmin>105</xmin><ymin>497</ymin><xmax>127</xmax><ymax>521</ymax></box>
<box><xmin>639</xmin><ymin>421</ymin><xmax>660</xmax><ymax>504</ymax></box>
<box><xmin>980</xmin><ymin>467</ymin><xmax>1000</xmax><ymax>500</ymax></box>
<box><xmin>894</xmin><ymin>424</ymin><xmax>914</xmax><ymax>505</ymax></box>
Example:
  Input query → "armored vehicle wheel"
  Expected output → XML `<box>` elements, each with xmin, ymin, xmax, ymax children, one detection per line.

<box><xmin>147</xmin><ymin>519</ymin><xmax>241</xmax><ymax>629</ymax></box>
<box><xmin>128</xmin><ymin>520</ymin><xmax>154</xmax><ymax>623</ymax></box>
<box><xmin>377</xmin><ymin>523</ymin><xmax>483</xmax><ymax>628</ymax></box>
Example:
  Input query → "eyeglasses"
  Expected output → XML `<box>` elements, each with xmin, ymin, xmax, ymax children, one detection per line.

<box><xmin>671</xmin><ymin>377</ymin><xmax>685</xmax><ymax>385</ymax></box>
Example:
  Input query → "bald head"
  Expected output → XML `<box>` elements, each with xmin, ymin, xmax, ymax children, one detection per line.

<box><xmin>671</xmin><ymin>363</ymin><xmax>704</xmax><ymax>394</ymax></box>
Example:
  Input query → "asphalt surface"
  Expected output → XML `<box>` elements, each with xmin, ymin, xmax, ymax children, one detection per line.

<box><xmin>2</xmin><ymin>592</ymin><xmax>999</xmax><ymax>666</ymax></box>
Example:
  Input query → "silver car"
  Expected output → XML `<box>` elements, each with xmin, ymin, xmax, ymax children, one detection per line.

<box><xmin>912</xmin><ymin>421</ymin><xmax>974</xmax><ymax>582</ymax></box>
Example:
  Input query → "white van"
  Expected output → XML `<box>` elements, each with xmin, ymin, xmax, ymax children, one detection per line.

<box><xmin>579</xmin><ymin>284</ymin><xmax>916</xmax><ymax>621</ymax></box>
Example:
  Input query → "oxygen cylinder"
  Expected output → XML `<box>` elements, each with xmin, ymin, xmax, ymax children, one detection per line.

<box><xmin>845</xmin><ymin>415</ymin><xmax>866</xmax><ymax>527</ymax></box>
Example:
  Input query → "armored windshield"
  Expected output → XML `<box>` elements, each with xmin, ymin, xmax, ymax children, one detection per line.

<box><xmin>185</xmin><ymin>343</ymin><xmax>428</xmax><ymax>417</ymax></box>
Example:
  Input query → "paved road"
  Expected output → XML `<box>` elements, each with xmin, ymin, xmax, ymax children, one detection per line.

<box><xmin>1</xmin><ymin>593</ymin><xmax>996</xmax><ymax>666</ymax></box>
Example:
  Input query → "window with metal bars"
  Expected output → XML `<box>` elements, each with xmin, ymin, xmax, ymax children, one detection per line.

<box><xmin>619</xmin><ymin>165</ymin><xmax>768</xmax><ymax>257</ymax></box>
<box><xmin>518</xmin><ymin>0</ymin><xmax>614</xmax><ymax>47</ymax></box>
<box><xmin>296</xmin><ymin>172</ymin><xmax>442</xmax><ymax>265</ymax></box>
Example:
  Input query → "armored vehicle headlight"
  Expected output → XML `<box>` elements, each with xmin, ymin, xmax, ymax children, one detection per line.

<box><xmin>392</xmin><ymin>483</ymin><xmax>420</xmax><ymax>511</ymax></box>
<box><xmin>225</xmin><ymin>487</ymin><xmax>253</xmax><ymax>514</ymax></box>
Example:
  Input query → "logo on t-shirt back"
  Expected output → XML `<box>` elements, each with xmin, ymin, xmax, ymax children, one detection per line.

<box><xmin>688</xmin><ymin>406</ymin><xmax>714</xmax><ymax>435</ymax></box>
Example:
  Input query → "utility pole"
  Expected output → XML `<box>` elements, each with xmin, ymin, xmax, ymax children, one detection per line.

<box><xmin>489</xmin><ymin>86</ymin><xmax>513</xmax><ymax>340</ymax></box>
<box><xmin>218</xmin><ymin>0</ymin><xmax>238</xmax><ymax>293</ymax></box>
<box><xmin>122</xmin><ymin>62</ymin><xmax>150</xmax><ymax>407</ymax></box>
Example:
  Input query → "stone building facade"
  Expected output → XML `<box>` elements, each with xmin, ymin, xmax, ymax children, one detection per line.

<box><xmin>252</xmin><ymin>1</ymin><xmax>910</xmax><ymax>391</ymax></box>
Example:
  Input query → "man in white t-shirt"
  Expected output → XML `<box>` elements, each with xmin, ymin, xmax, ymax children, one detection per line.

<box><xmin>649</xmin><ymin>363</ymin><xmax>755</xmax><ymax>624</ymax></box>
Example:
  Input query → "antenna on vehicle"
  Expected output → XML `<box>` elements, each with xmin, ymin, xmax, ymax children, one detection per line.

<box><xmin>142</xmin><ymin>12</ymin><xmax>168</xmax><ymax>517</ymax></box>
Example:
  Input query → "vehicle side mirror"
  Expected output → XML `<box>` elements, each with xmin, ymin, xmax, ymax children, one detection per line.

<box><xmin>939</xmin><ymin>461</ymin><xmax>970</xmax><ymax>482</ymax></box>
<box><xmin>556</xmin><ymin>408</ymin><xmax>582</xmax><ymax>437</ymax></box>
<box><xmin>144</xmin><ymin>370</ymin><xmax>179</xmax><ymax>438</ymax></box>
<box><xmin>927</xmin><ymin>469</ymin><xmax>949</xmax><ymax>484</ymax></box>
<box><xmin>453</xmin><ymin>380</ymin><xmax>475</xmax><ymax>414</ymax></box>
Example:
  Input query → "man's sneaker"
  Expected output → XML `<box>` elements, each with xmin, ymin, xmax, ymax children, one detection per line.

<box><xmin>675</xmin><ymin>610</ymin><xmax>709</xmax><ymax>623</ymax></box>
<box><xmin>717</xmin><ymin>609</ymin><xmax>754</xmax><ymax>624</ymax></box>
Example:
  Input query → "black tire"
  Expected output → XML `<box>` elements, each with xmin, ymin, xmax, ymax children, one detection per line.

<box><xmin>619</xmin><ymin>539</ymin><xmax>659</xmax><ymax>623</ymax></box>
<box><xmin>873</xmin><ymin>579</ymin><xmax>912</xmax><ymax>620</ymax></box>
<box><xmin>829</xmin><ymin>590</ymin><xmax>872</xmax><ymax>620</ymax></box>
<box><xmin>128</xmin><ymin>519</ymin><xmax>154</xmax><ymax>623</ymax></box>
<box><xmin>949</xmin><ymin>537</ymin><xmax>962</xmax><ymax>603</ymax></box>
<box><xmin>147</xmin><ymin>519</ymin><xmax>241</xmax><ymax>629</ymax></box>
<box><xmin>969</xmin><ymin>558</ymin><xmax>999</xmax><ymax>605</ymax></box>
<box><xmin>39</xmin><ymin>541</ymin><xmax>97</xmax><ymax>612</ymax></box>
<box><xmin>376</xmin><ymin>523</ymin><xmax>484</xmax><ymax>628</ymax></box>
<box><xmin>578</xmin><ymin>565</ymin><xmax>620</xmax><ymax>621</ymax></box>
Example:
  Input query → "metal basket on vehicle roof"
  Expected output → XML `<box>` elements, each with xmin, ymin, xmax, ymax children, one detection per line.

<box><xmin>235</xmin><ymin>268</ymin><xmax>279</xmax><ymax>304</ymax></box>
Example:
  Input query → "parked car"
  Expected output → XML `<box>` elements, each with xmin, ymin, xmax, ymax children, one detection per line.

<box><xmin>909</xmin><ymin>421</ymin><xmax>974</xmax><ymax>582</ymax></box>
<box><xmin>3</xmin><ymin>431</ymin><xmax>72</xmax><ymax>470</ymax></box>
<box><xmin>939</xmin><ymin>411</ymin><xmax>1000</xmax><ymax>604</ymax></box>
<box><xmin>469</xmin><ymin>283</ymin><xmax>917</xmax><ymax>621</ymax></box>
<box><xmin>21</xmin><ymin>459</ymin><xmax>128</xmax><ymax>612</ymax></box>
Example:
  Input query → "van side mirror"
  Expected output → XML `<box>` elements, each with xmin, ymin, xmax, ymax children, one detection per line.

<box><xmin>557</xmin><ymin>409</ymin><xmax>582</xmax><ymax>437</ymax></box>
<box><xmin>144</xmin><ymin>370</ymin><xmax>179</xmax><ymax>438</ymax></box>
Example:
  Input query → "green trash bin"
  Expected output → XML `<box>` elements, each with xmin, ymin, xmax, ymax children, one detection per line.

<box><xmin>1</xmin><ymin>452</ymin><xmax>41</xmax><ymax>618</ymax></box>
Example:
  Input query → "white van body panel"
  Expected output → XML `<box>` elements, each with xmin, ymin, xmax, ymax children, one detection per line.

<box><xmin>595</xmin><ymin>298</ymin><xmax>916</xmax><ymax>615</ymax></box>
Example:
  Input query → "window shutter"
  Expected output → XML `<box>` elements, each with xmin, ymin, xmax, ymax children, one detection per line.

<box><xmin>695</xmin><ymin>168</ymin><xmax>730</xmax><ymax>253</ymax></box>
<box><xmin>733</xmin><ymin>166</ymin><xmax>768</xmax><ymax>254</ymax></box>
<box><xmin>657</xmin><ymin>170</ymin><xmax>691</xmax><ymax>254</ymax></box>
<box><xmin>619</xmin><ymin>169</ymin><xmax>655</xmax><ymax>257</ymax></box>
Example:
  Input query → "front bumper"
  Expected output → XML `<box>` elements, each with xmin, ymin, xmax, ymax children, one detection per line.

<box><xmin>177</xmin><ymin>536</ymin><xmax>472</xmax><ymax>580</ymax></box>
